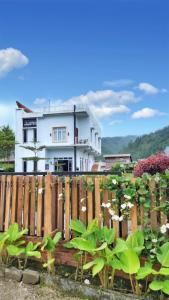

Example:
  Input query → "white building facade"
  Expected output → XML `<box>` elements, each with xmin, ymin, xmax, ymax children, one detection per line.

<box><xmin>15</xmin><ymin>104</ymin><xmax>101</xmax><ymax>172</ymax></box>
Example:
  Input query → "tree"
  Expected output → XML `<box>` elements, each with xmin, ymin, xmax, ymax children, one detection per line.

<box><xmin>0</xmin><ymin>126</ymin><xmax>15</xmax><ymax>161</ymax></box>
<box><xmin>20</xmin><ymin>142</ymin><xmax>46</xmax><ymax>172</ymax></box>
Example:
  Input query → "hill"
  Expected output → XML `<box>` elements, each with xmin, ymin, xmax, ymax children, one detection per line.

<box><xmin>121</xmin><ymin>125</ymin><xmax>169</xmax><ymax>160</ymax></box>
<box><xmin>101</xmin><ymin>136</ymin><xmax>137</xmax><ymax>155</ymax></box>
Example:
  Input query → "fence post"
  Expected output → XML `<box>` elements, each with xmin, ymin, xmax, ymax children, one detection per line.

<box><xmin>44</xmin><ymin>173</ymin><xmax>52</xmax><ymax>236</ymax></box>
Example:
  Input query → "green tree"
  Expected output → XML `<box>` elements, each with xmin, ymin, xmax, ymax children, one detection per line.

<box><xmin>20</xmin><ymin>142</ymin><xmax>46</xmax><ymax>172</ymax></box>
<box><xmin>0</xmin><ymin>126</ymin><xmax>15</xmax><ymax>161</ymax></box>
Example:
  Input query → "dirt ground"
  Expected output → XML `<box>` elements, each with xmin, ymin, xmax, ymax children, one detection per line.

<box><xmin>0</xmin><ymin>279</ymin><xmax>81</xmax><ymax>300</ymax></box>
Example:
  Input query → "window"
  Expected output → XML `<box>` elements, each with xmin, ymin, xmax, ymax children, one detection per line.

<box><xmin>33</xmin><ymin>160</ymin><xmax>37</xmax><ymax>172</ymax></box>
<box><xmin>23</xmin><ymin>129</ymin><xmax>27</xmax><ymax>143</ymax></box>
<box><xmin>33</xmin><ymin>128</ymin><xmax>37</xmax><ymax>142</ymax></box>
<box><xmin>53</xmin><ymin>127</ymin><xmax>66</xmax><ymax>143</ymax></box>
<box><xmin>23</xmin><ymin>160</ymin><xmax>27</xmax><ymax>172</ymax></box>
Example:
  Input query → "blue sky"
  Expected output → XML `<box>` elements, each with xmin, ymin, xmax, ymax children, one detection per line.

<box><xmin>0</xmin><ymin>0</ymin><xmax>168</xmax><ymax>136</ymax></box>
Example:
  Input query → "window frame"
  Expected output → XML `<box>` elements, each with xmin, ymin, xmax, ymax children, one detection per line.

<box><xmin>52</xmin><ymin>126</ymin><xmax>67</xmax><ymax>143</ymax></box>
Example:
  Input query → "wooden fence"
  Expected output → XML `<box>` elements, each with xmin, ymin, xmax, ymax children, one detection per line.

<box><xmin>0</xmin><ymin>174</ymin><xmax>168</xmax><ymax>240</ymax></box>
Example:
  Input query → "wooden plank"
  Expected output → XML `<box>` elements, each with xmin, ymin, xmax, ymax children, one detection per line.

<box><xmin>131</xmin><ymin>203</ymin><xmax>138</xmax><ymax>232</ymax></box>
<box><xmin>51</xmin><ymin>176</ymin><xmax>57</xmax><ymax>231</ymax></box>
<box><xmin>79</xmin><ymin>178</ymin><xmax>87</xmax><ymax>224</ymax></box>
<box><xmin>65</xmin><ymin>177</ymin><xmax>70</xmax><ymax>240</ymax></box>
<box><xmin>57</xmin><ymin>178</ymin><xmax>64</xmax><ymax>233</ymax></box>
<box><xmin>23</xmin><ymin>176</ymin><xmax>30</xmax><ymax>231</ymax></box>
<box><xmin>87</xmin><ymin>177</ymin><xmax>93</xmax><ymax>224</ymax></box>
<box><xmin>149</xmin><ymin>180</ymin><xmax>158</xmax><ymax>230</ymax></box>
<box><xmin>44</xmin><ymin>173</ymin><xmax>52</xmax><ymax>235</ymax></box>
<box><xmin>103</xmin><ymin>189</ymin><xmax>110</xmax><ymax>227</ymax></box>
<box><xmin>72</xmin><ymin>177</ymin><xmax>78</xmax><ymax>220</ymax></box>
<box><xmin>37</xmin><ymin>176</ymin><xmax>43</xmax><ymax>236</ymax></box>
<box><xmin>30</xmin><ymin>176</ymin><xmax>36</xmax><ymax>235</ymax></box>
<box><xmin>0</xmin><ymin>175</ymin><xmax>6</xmax><ymax>231</ymax></box>
<box><xmin>95</xmin><ymin>177</ymin><xmax>102</xmax><ymax>226</ymax></box>
<box><xmin>159</xmin><ymin>186</ymin><xmax>167</xmax><ymax>225</ymax></box>
<box><xmin>4</xmin><ymin>176</ymin><xmax>12</xmax><ymax>231</ymax></box>
<box><xmin>0</xmin><ymin>176</ymin><xmax>6</xmax><ymax>231</ymax></box>
<box><xmin>17</xmin><ymin>176</ymin><xmax>23</xmax><ymax>229</ymax></box>
<box><xmin>11</xmin><ymin>176</ymin><xmax>17</xmax><ymax>224</ymax></box>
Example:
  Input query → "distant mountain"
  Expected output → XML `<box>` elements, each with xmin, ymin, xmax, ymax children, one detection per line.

<box><xmin>101</xmin><ymin>136</ymin><xmax>137</xmax><ymax>155</ymax></box>
<box><xmin>121</xmin><ymin>125</ymin><xmax>169</xmax><ymax>160</ymax></box>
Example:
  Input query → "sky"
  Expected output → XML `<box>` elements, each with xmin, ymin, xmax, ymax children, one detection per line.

<box><xmin>0</xmin><ymin>0</ymin><xmax>169</xmax><ymax>137</ymax></box>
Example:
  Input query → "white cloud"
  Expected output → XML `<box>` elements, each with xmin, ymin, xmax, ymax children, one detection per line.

<box><xmin>103</xmin><ymin>79</ymin><xmax>134</xmax><ymax>88</ymax></box>
<box><xmin>92</xmin><ymin>105</ymin><xmax>130</xmax><ymax>118</ymax></box>
<box><xmin>0</xmin><ymin>48</ymin><xmax>29</xmax><ymax>78</ymax></box>
<box><xmin>34</xmin><ymin>98</ymin><xmax>48</xmax><ymax>105</ymax></box>
<box><xmin>132</xmin><ymin>107</ymin><xmax>163</xmax><ymax>119</ymax></box>
<box><xmin>109</xmin><ymin>120</ymin><xmax>123</xmax><ymax>125</ymax></box>
<box><xmin>137</xmin><ymin>82</ymin><xmax>159</xmax><ymax>95</ymax></box>
<box><xmin>66</xmin><ymin>89</ymin><xmax>138</xmax><ymax>106</ymax></box>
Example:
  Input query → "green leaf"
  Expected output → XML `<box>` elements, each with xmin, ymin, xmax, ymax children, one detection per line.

<box><xmin>157</xmin><ymin>242</ymin><xmax>169</xmax><ymax>267</ymax></box>
<box><xmin>84</xmin><ymin>219</ymin><xmax>98</xmax><ymax>237</ymax></box>
<box><xmin>112</xmin><ymin>238</ymin><xmax>128</xmax><ymax>255</ymax></box>
<box><xmin>126</xmin><ymin>231</ymin><xmax>144</xmax><ymax>255</ymax></box>
<box><xmin>83</xmin><ymin>260</ymin><xmax>96</xmax><ymax>270</ymax></box>
<box><xmin>119</xmin><ymin>249</ymin><xmax>140</xmax><ymax>274</ymax></box>
<box><xmin>149</xmin><ymin>280</ymin><xmax>163</xmax><ymax>291</ymax></box>
<box><xmin>110</xmin><ymin>257</ymin><xmax>122</xmax><ymax>270</ymax></box>
<box><xmin>69</xmin><ymin>238</ymin><xmax>94</xmax><ymax>252</ymax></box>
<box><xmin>162</xmin><ymin>280</ymin><xmax>169</xmax><ymax>295</ymax></box>
<box><xmin>158</xmin><ymin>267</ymin><xmax>169</xmax><ymax>276</ymax></box>
<box><xmin>101</xmin><ymin>227</ymin><xmax>115</xmax><ymax>245</ymax></box>
<box><xmin>26</xmin><ymin>250</ymin><xmax>41</xmax><ymax>259</ymax></box>
<box><xmin>136</xmin><ymin>263</ymin><xmax>153</xmax><ymax>280</ymax></box>
<box><xmin>92</xmin><ymin>258</ymin><xmax>105</xmax><ymax>277</ymax></box>
<box><xmin>7</xmin><ymin>245</ymin><xmax>25</xmax><ymax>257</ymax></box>
<box><xmin>43</xmin><ymin>258</ymin><xmax>55</xmax><ymax>268</ymax></box>
<box><xmin>70</xmin><ymin>219</ymin><xmax>86</xmax><ymax>235</ymax></box>
<box><xmin>53</xmin><ymin>232</ymin><xmax>62</xmax><ymax>245</ymax></box>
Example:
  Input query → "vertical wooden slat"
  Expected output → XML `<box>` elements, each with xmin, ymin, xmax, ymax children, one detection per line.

<box><xmin>0</xmin><ymin>175</ymin><xmax>6</xmax><ymax>231</ymax></box>
<box><xmin>37</xmin><ymin>176</ymin><xmax>43</xmax><ymax>236</ymax></box>
<box><xmin>11</xmin><ymin>176</ymin><xmax>17</xmax><ymax>224</ymax></box>
<box><xmin>23</xmin><ymin>176</ymin><xmax>30</xmax><ymax>231</ymax></box>
<box><xmin>79</xmin><ymin>178</ymin><xmax>87</xmax><ymax>224</ymax></box>
<box><xmin>65</xmin><ymin>177</ymin><xmax>70</xmax><ymax>240</ymax></box>
<box><xmin>103</xmin><ymin>189</ymin><xmax>109</xmax><ymax>227</ymax></box>
<box><xmin>57</xmin><ymin>178</ymin><xmax>64</xmax><ymax>233</ymax></box>
<box><xmin>4</xmin><ymin>176</ymin><xmax>12</xmax><ymax>231</ymax></box>
<box><xmin>17</xmin><ymin>176</ymin><xmax>23</xmax><ymax>229</ymax></box>
<box><xmin>95</xmin><ymin>177</ymin><xmax>101</xmax><ymax>226</ymax></box>
<box><xmin>44</xmin><ymin>173</ymin><xmax>52</xmax><ymax>235</ymax></box>
<box><xmin>30</xmin><ymin>176</ymin><xmax>36</xmax><ymax>235</ymax></box>
<box><xmin>87</xmin><ymin>177</ymin><xmax>93</xmax><ymax>224</ymax></box>
<box><xmin>149</xmin><ymin>180</ymin><xmax>158</xmax><ymax>230</ymax></box>
<box><xmin>51</xmin><ymin>176</ymin><xmax>57</xmax><ymax>231</ymax></box>
<box><xmin>131</xmin><ymin>203</ymin><xmax>138</xmax><ymax>232</ymax></box>
<box><xmin>72</xmin><ymin>177</ymin><xmax>78</xmax><ymax>220</ymax></box>
<box><xmin>159</xmin><ymin>187</ymin><xmax>167</xmax><ymax>225</ymax></box>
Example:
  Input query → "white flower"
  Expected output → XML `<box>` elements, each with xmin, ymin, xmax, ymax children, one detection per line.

<box><xmin>166</xmin><ymin>223</ymin><xmax>169</xmax><ymax>229</ymax></box>
<box><xmin>84</xmin><ymin>279</ymin><xmax>90</xmax><ymax>285</ymax></box>
<box><xmin>112</xmin><ymin>179</ymin><xmax>117</xmax><ymax>185</ymax></box>
<box><xmin>106</xmin><ymin>203</ymin><xmax>111</xmax><ymax>208</ymax></box>
<box><xmin>112</xmin><ymin>215</ymin><xmax>119</xmax><ymax>221</ymax></box>
<box><xmin>59</xmin><ymin>193</ymin><xmax>63</xmax><ymax>198</ymax></box>
<box><xmin>119</xmin><ymin>216</ymin><xmax>123</xmax><ymax>222</ymax></box>
<box><xmin>108</xmin><ymin>209</ymin><xmax>115</xmax><ymax>216</ymax></box>
<box><xmin>112</xmin><ymin>198</ymin><xmax>116</xmax><ymax>202</ymax></box>
<box><xmin>124</xmin><ymin>195</ymin><xmax>131</xmax><ymax>200</ymax></box>
<box><xmin>152</xmin><ymin>238</ymin><xmax>158</xmax><ymax>243</ymax></box>
<box><xmin>160</xmin><ymin>225</ymin><xmax>167</xmax><ymax>234</ymax></box>
<box><xmin>109</xmin><ymin>276</ymin><xmax>112</xmax><ymax>280</ymax></box>
<box><xmin>38</xmin><ymin>188</ymin><xmax>43</xmax><ymax>194</ymax></box>
<box><xmin>80</xmin><ymin>198</ymin><xmax>85</xmax><ymax>203</ymax></box>
<box><xmin>102</xmin><ymin>202</ymin><xmax>107</xmax><ymax>208</ymax></box>
<box><xmin>150</xmin><ymin>248</ymin><xmax>156</xmax><ymax>254</ymax></box>
<box><xmin>127</xmin><ymin>202</ymin><xmax>134</xmax><ymax>209</ymax></box>
<box><xmin>121</xmin><ymin>203</ymin><xmax>126</xmax><ymax>210</ymax></box>
<box><xmin>81</xmin><ymin>206</ymin><xmax>87</xmax><ymax>212</ymax></box>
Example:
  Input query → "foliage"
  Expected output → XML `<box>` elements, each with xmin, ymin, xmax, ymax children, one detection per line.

<box><xmin>0</xmin><ymin>126</ymin><xmax>15</xmax><ymax>161</ymax></box>
<box><xmin>121</xmin><ymin>125</ymin><xmax>169</xmax><ymax>160</ymax></box>
<box><xmin>41</xmin><ymin>231</ymin><xmax>61</xmax><ymax>274</ymax></box>
<box><xmin>101</xmin><ymin>136</ymin><xmax>137</xmax><ymax>156</ymax></box>
<box><xmin>20</xmin><ymin>142</ymin><xmax>46</xmax><ymax>171</ymax></box>
<box><xmin>134</xmin><ymin>153</ymin><xmax>169</xmax><ymax>177</ymax></box>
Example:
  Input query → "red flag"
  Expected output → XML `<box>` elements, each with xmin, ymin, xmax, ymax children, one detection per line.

<box><xmin>16</xmin><ymin>101</ymin><xmax>33</xmax><ymax>113</ymax></box>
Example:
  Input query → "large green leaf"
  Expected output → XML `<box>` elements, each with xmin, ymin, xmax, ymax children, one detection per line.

<box><xmin>157</xmin><ymin>242</ymin><xmax>169</xmax><ymax>267</ymax></box>
<box><xmin>83</xmin><ymin>260</ymin><xmax>96</xmax><ymax>270</ymax></box>
<box><xmin>69</xmin><ymin>238</ymin><xmax>94</xmax><ymax>252</ymax></box>
<box><xmin>7</xmin><ymin>245</ymin><xmax>25</xmax><ymax>257</ymax></box>
<box><xmin>149</xmin><ymin>280</ymin><xmax>163</xmax><ymax>291</ymax></box>
<box><xmin>119</xmin><ymin>249</ymin><xmax>140</xmax><ymax>274</ymax></box>
<box><xmin>126</xmin><ymin>231</ymin><xmax>144</xmax><ymax>255</ymax></box>
<box><xmin>92</xmin><ymin>258</ymin><xmax>105</xmax><ymax>276</ymax></box>
<box><xmin>136</xmin><ymin>262</ymin><xmax>153</xmax><ymax>280</ymax></box>
<box><xmin>110</xmin><ymin>257</ymin><xmax>122</xmax><ymax>270</ymax></box>
<box><xmin>53</xmin><ymin>232</ymin><xmax>62</xmax><ymax>245</ymax></box>
<box><xmin>7</xmin><ymin>223</ymin><xmax>28</xmax><ymax>241</ymax></box>
<box><xmin>69</xmin><ymin>219</ymin><xmax>86</xmax><ymax>235</ymax></box>
<box><xmin>112</xmin><ymin>238</ymin><xmax>128</xmax><ymax>255</ymax></box>
<box><xmin>162</xmin><ymin>280</ymin><xmax>169</xmax><ymax>295</ymax></box>
<box><xmin>41</xmin><ymin>236</ymin><xmax>55</xmax><ymax>252</ymax></box>
<box><xmin>84</xmin><ymin>219</ymin><xmax>98</xmax><ymax>237</ymax></box>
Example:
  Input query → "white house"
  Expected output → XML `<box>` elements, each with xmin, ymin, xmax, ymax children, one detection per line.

<box><xmin>15</xmin><ymin>103</ymin><xmax>101</xmax><ymax>172</ymax></box>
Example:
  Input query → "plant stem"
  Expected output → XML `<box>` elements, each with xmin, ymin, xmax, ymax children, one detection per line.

<box><xmin>129</xmin><ymin>274</ymin><xmax>135</xmax><ymax>294</ymax></box>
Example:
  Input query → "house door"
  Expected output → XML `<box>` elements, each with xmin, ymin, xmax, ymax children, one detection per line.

<box><xmin>54</xmin><ymin>158</ymin><xmax>72</xmax><ymax>172</ymax></box>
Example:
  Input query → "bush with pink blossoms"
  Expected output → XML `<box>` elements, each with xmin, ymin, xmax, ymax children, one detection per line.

<box><xmin>134</xmin><ymin>153</ymin><xmax>169</xmax><ymax>177</ymax></box>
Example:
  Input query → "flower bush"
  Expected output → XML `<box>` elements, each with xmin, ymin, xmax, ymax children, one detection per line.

<box><xmin>134</xmin><ymin>153</ymin><xmax>169</xmax><ymax>177</ymax></box>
